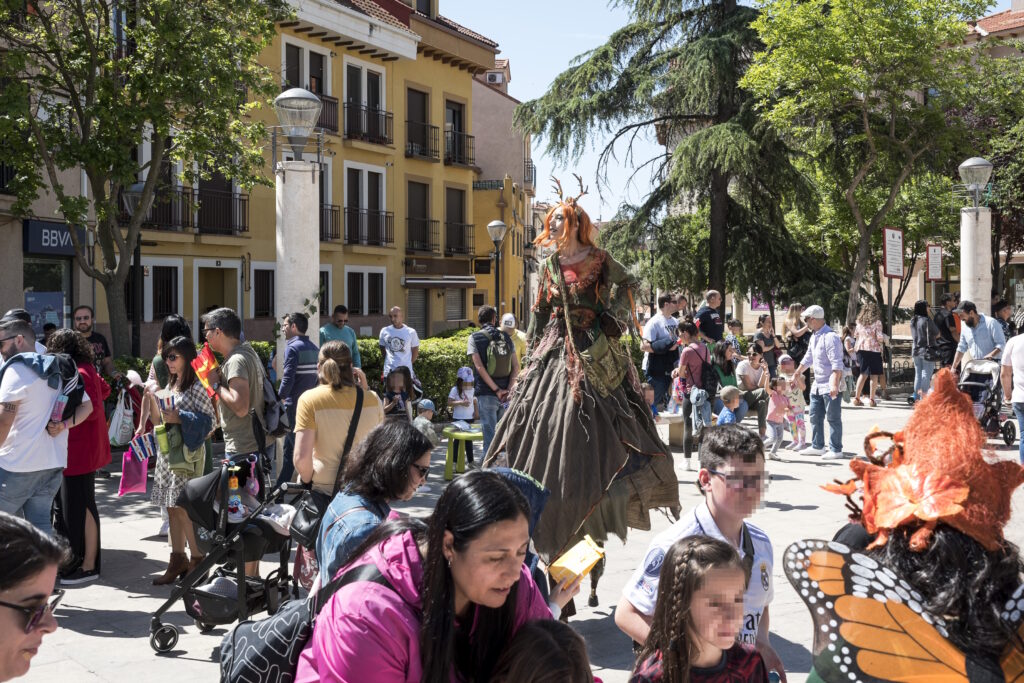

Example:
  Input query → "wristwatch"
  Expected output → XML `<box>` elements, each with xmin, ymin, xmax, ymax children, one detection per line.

<box><xmin>211</xmin><ymin>381</ymin><xmax>220</xmax><ymax>392</ymax></box>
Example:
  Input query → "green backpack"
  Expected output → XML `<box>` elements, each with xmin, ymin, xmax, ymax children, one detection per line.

<box><xmin>486</xmin><ymin>328</ymin><xmax>514</xmax><ymax>379</ymax></box>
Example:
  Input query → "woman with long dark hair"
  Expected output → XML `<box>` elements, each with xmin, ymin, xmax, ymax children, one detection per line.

<box><xmin>909</xmin><ymin>299</ymin><xmax>940</xmax><ymax>403</ymax></box>
<box><xmin>315</xmin><ymin>420</ymin><xmax>433</xmax><ymax>589</ymax></box>
<box><xmin>0</xmin><ymin>512</ymin><xmax>68</xmax><ymax>681</ymax></box>
<box><xmin>140</xmin><ymin>336</ymin><xmax>216</xmax><ymax>585</ymax></box>
<box><xmin>297</xmin><ymin>469</ymin><xmax>552</xmax><ymax>682</ymax></box>
<box><xmin>145</xmin><ymin>315</ymin><xmax>192</xmax><ymax>392</ymax></box>
<box><xmin>711</xmin><ymin>341</ymin><xmax>749</xmax><ymax>422</ymax></box>
<box><xmin>46</xmin><ymin>329</ymin><xmax>108</xmax><ymax>585</ymax></box>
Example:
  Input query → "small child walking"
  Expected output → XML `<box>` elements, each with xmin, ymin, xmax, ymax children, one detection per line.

<box><xmin>764</xmin><ymin>377</ymin><xmax>792</xmax><ymax>460</ymax></box>
<box><xmin>778</xmin><ymin>354</ymin><xmax>807</xmax><ymax>451</ymax></box>
<box><xmin>629</xmin><ymin>535</ymin><xmax>771</xmax><ymax>683</ymax></box>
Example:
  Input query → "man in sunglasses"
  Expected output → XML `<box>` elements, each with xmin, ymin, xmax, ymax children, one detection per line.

<box><xmin>319</xmin><ymin>305</ymin><xmax>361</xmax><ymax>368</ymax></box>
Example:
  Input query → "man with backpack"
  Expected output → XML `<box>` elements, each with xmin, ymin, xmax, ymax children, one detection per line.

<box><xmin>0</xmin><ymin>319</ymin><xmax>91</xmax><ymax>535</ymax></box>
<box><xmin>468</xmin><ymin>306</ymin><xmax>520</xmax><ymax>456</ymax></box>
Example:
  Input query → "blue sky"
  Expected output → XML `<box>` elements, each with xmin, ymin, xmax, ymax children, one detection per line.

<box><xmin>447</xmin><ymin>0</ymin><xmax>1014</xmax><ymax>220</ymax></box>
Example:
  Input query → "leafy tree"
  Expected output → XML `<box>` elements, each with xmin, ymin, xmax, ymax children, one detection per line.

<box><xmin>0</xmin><ymin>0</ymin><xmax>289</xmax><ymax>354</ymax></box>
<box><xmin>515</xmin><ymin>0</ymin><xmax>822</xmax><ymax>311</ymax></box>
<box><xmin>742</xmin><ymin>0</ymin><xmax>1022</xmax><ymax>324</ymax></box>
<box><xmin>989</xmin><ymin>119</ymin><xmax>1024</xmax><ymax>296</ymax></box>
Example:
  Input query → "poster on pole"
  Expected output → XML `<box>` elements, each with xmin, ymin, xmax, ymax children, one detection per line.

<box><xmin>882</xmin><ymin>227</ymin><xmax>904</xmax><ymax>279</ymax></box>
<box><xmin>926</xmin><ymin>244</ymin><xmax>943</xmax><ymax>282</ymax></box>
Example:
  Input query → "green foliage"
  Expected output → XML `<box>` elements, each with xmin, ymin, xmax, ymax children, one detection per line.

<box><xmin>250</xmin><ymin>341</ymin><xmax>274</xmax><ymax>368</ymax></box>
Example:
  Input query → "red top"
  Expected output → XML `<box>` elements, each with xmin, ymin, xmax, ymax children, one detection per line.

<box><xmin>65</xmin><ymin>362</ymin><xmax>112</xmax><ymax>476</ymax></box>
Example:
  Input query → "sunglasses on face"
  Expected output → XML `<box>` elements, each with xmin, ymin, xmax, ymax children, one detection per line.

<box><xmin>412</xmin><ymin>463</ymin><xmax>429</xmax><ymax>479</ymax></box>
<box><xmin>165</xmin><ymin>353</ymin><xmax>180</xmax><ymax>362</ymax></box>
<box><xmin>335</xmin><ymin>318</ymin><xmax>348</xmax><ymax>324</ymax></box>
<box><xmin>0</xmin><ymin>335</ymin><xmax>20</xmax><ymax>344</ymax></box>
<box><xmin>0</xmin><ymin>589</ymin><xmax>64</xmax><ymax>633</ymax></box>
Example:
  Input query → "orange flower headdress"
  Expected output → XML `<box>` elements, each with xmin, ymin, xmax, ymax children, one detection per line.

<box><xmin>824</xmin><ymin>369</ymin><xmax>1024</xmax><ymax>552</ymax></box>
<box><xmin>534</xmin><ymin>175</ymin><xmax>597</xmax><ymax>251</ymax></box>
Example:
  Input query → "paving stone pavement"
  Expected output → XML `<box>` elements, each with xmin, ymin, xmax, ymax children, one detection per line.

<box><xmin>22</xmin><ymin>396</ymin><xmax>1024</xmax><ymax>682</ymax></box>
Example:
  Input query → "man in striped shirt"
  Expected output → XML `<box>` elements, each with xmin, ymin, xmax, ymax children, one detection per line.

<box><xmin>278</xmin><ymin>312</ymin><xmax>320</xmax><ymax>484</ymax></box>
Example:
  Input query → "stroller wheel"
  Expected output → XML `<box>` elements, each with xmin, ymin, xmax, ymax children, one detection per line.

<box><xmin>150</xmin><ymin>624</ymin><xmax>179</xmax><ymax>653</ymax></box>
<box><xmin>195</xmin><ymin>619</ymin><xmax>217</xmax><ymax>634</ymax></box>
<box><xmin>1003</xmin><ymin>420</ymin><xmax>1017</xmax><ymax>446</ymax></box>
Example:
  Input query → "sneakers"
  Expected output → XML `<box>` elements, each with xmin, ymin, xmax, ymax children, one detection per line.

<box><xmin>767</xmin><ymin>451</ymin><xmax>782</xmax><ymax>461</ymax></box>
<box><xmin>158</xmin><ymin>519</ymin><xmax>169</xmax><ymax>537</ymax></box>
<box><xmin>802</xmin><ymin>446</ymin><xmax>827</xmax><ymax>456</ymax></box>
<box><xmin>60</xmin><ymin>567</ymin><xmax>99</xmax><ymax>586</ymax></box>
<box><xmin>792</xmin><ymin>442</ymin><xmax>809</xmax><ymax>452</ymax></box>
<box><xmin>822</xmin><ymin>450</ymin><xmax>846</xmax><ymax>460</ymax></box>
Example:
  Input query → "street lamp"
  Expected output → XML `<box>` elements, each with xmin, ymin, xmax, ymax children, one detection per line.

<box><xmin>121</xmin><ymin>180</ymin><xmax>146</xmax><ymax>358</ymax></box>
<box><xmin>273</xmin><ymin>88</ymin><xmax>322</xmax><ymax>161</ymax></box>
<box><xmin>487</xmin><ymin>219</ymin><xmax>508</xmax><ymax>311</ymax></box>
<box><xmin>958</xmin><ymin>157</ymin><xmax>994</xmax><ymax>209</ymax></box>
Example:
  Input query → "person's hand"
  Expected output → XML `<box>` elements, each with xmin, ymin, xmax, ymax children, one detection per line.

<box><xmin>830</xmin><ymin>385</ymin><xmax>839</xmax><ymax>399</ymax></box>
<box><xmin>758</xmin><ymin>642</ymin><xmax>787</xmax><ymax>682</ymax></box>
<box><xmin>46</xmin><ymin>420</ymin><xmax>66</xmax><ymax>437</ymax></box>
<box><xmin>549</xmin><ymin>575</ymin><xmax>583</xmax><ymax>610</ymax></box>
<box><xmin>161</xmin><ymin>408</ymin><xmax>181</xmax><ymax>424</ymax></box>
<box><xmin>671</xmin><ymin>367</ymin><xmax>680</xmax><ymax>379</ymax></box>
<box><xmin>497</xmin><ymin>389</ymin><xmax>509</xmax><ymax>401</ymax></box>
<box><xmin>353</xmin><ymin>367</ymin><xmax>369</xmax><ymax>390</ymax></box>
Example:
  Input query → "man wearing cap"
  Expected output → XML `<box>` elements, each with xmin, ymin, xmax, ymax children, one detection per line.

<box><xmin>794</xmin><ymin>305</ymin><xmax>845</xmax><ymax>459</ymax></box>
<box><xmin>952</xmin><ymin>300</ymin><xmax>1005</xmax><ymax>372</ymax></box>
<box><xmin>500</xmin><ymin>313</ymin><xmax>528</xmax><ymax>364</ymax></box>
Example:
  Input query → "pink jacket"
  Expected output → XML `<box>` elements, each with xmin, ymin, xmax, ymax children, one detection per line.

<box><xmin>296</xmin><ymin>530</ymin><xmax>552</xmax><ymax>682</ymax></box>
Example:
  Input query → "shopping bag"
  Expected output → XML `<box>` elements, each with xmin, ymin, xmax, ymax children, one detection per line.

<box><xmin>118</xmin><ymin>446</ymin><xmax>148</xmax><ymax>495</ymax></box>
<box><xmin>107</xmin><ymin>389</ymin><xmax>136</xmax><ymax>447</ymax></box>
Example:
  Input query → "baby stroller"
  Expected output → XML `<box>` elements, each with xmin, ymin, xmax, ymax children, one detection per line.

<box><xmin>957</xmin><ymin>359</ymin><xmax>1016</xmax><ymax>446</ymax></box>
<box><xmin>149</xmin><ymin>452</ymin><xmax>295</xmax><ymax>653</ymax></box>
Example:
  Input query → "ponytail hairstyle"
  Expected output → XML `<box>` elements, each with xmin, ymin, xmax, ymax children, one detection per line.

<box><xmin>162</xmin><ymin>336</ymin><xmax>199</xmax><ymax>392</ymax></box>
<box><xmin>637</xmin><ymin>535</ymin><xmax>745</xmax><ymax>683</ymax></box>
<box><xmin>0</xmin><ymin>511</ymin><xmax>70</xmax><ymax>591</ymax></box>
<box><xmin>318</xmin><ymin>340</ymin><xmax>355</xmax><ymax>390</ymax></box>
<box><xmin>490</xmin><ymin>619</ymin><xmax>593</xmax><ymax>683</ymax></box>
<box><xmin>419</xmin><ymin>469</ymin><xmax>531</xmax><ymax>683</ymax></box>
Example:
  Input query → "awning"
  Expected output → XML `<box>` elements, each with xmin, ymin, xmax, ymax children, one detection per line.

<box><xmin>403</xmin><ymin>276</ymin><xmax>477</xmax><ymax>289</ymax></box>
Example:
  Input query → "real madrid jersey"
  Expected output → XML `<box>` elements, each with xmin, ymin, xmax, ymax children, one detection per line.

<box><xmin>621</xmin><ymin>500</ymin><xmax>775</xmax><ymax>645</ymax></box>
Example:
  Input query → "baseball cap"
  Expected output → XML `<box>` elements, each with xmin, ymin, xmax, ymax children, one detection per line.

<box><xmin>501</xmin><ymin>313</ymin><xmax>516</xmax><ymax>329</ymax></box>
<box><xmin>801</xmin><ymin>305</ymin><xmax>825</xmax><ymax>320</ymax></box>
<box><xmin>457</xmin><ymin>366</ymin><xmax>474</xmax><ymax>383</ymax></box>
<box><xmin>954</xmin><ymin>300</ymin><xmax>977</xmax><ymax>314</ymax></box>
<box><xmin>418</xmin><ymin>398</ymin><xmax>435</xmax><ymax>412</ymax></box>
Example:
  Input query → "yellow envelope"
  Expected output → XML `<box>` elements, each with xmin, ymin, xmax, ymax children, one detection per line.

<box><xmin>549</xmin><ymin>535</ymin><xmax>605</xmax><ymax>584</ymax></box>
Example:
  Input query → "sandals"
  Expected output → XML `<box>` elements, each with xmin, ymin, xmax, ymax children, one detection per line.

<box><xmin>869</xmin><ymin>398</ymin><xmax>878</xmax><ymax>407</ymax></box>
<box><xmin>852</xmin><ymin>398</ymin><xmax>863</xmax><ymax>407</ymax></box>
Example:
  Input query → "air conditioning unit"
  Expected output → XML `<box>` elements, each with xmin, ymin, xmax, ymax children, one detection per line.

<box><xmin>486</xmin><ymin>72</ymin><xmax>504</xmax><ymax>85</ymax></box>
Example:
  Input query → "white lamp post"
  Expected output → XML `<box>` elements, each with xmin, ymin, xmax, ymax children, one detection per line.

<box><xmin>487</xmin><ymin>219</ymin><xmax>508</xmax><ymax>311</ymax></box>
<box><xmin>273</xmin><ymin>88</ymin><xmax>322</xmax><ymax>161</ymax></box>
<box><xmin>958</xmin><ymin>156</ymin><xmax>994</xmax><ymax>307</ymax></box>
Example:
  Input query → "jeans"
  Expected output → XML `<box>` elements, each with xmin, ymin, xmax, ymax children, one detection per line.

<box><xmin>765</xmin><ymin>421</ymin><xmax>786</xmax><ymax>454</ymax></box>
<box><xmin>913</xmin><ymin>357</ymin><xmax>935</xmax><ymax>399</ymax></box>
<box><xmin>713</xmin><ymin>397</ymin><xmax>749</xmax><ymax>423</ymax></box>
<box><xmin>689</xmin><ymin>387</ymin><xmax>712</xmax><ymax>432</ymax></box>
<box><xmin>279</xmin><ymin>403</ymin><xmax>298</xmax><ymax>484</ymax></box>
<box><xmin>646</xmin><ymin>374</ymin><xmax>672</xmax><ymax>411</ymax></box>
<box><xmin>808</xmin><ymin>391</ymin><xmax>843</xmax><ymax>453</ymax></box>
<box><xmin>1014</xmin><ymin>403</ymin><xmax>1024</xmax><ymax>464</ymax></box>
<box><xmin>0</xmin><ymin>467</ymin><xmax>64</xmax><ymax>536</ymax></box>
<box><xmin>478</xmin><ymin>394</ymin><xmax>505</xmax><ymax>456</ymax></box>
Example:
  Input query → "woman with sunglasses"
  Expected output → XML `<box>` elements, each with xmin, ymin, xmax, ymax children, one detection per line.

<box><xmin>0</xmin><ymin>511</ymin><xmax>68</xmax><ymax>681</ymax></box>
<box><xmin>316</xmin><ymin>421</ymin><xmax>433</xmax><ymax>589</ymax></box>
<box><xmin>138</xmin><ymin>336</ymin><xmax>216</xmax><ymax>585</ymax></box>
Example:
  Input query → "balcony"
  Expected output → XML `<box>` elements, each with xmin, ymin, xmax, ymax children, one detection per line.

<box><xmin>524</xmin><ymin>159</ymin><xmax>536</xmax><ymax>188</ymax></box>
<box><xmin>345</xmin><ymin>208</ymin><xmax>395</xmax><ymax>247</ymax></box>
<box><xmin>406</xmin><ymin>121</ymin><xmax>439</xmax><ymax>161</ymax></box>
<box><xmin>406</xmin><ymin>217</ymin><xmax>440</xmax><ymax>253</ymax></box>
<box><xmin>0</xmin><ymin>163</ymin><xmax>14</xmax><ymax>195</ymax></box>
<box><xmin>196</xmin><ymin>189</ymin><xmax>248</xmax><ymax>235</ymax></box>
<box><xmin>118</xmin><ymin>186</ymin><xmax>195</xmax><ymax>231</ymax></box>
<box><xmin>344</xmin><ymin>104</ymin><xmax>394</xmax><ymax>146</ymax></box>
<box><xmin>444</xmin><ymin>130</ymin><xmax>476</xmax><ymax>167</ymax></box>
<box><xmin>320</xmin><ymin>203</ymin><xmax>341</xmax><ymax>242</ymax></box>
<box><xmin>444</xmin><ymin>222</ymin><xmax>475</xmax><ymax>256</ymax></box>
<box><xmin>318</xmin><ymin>94</ymin><xmax>339</xmax><ymax>135</ymax></box>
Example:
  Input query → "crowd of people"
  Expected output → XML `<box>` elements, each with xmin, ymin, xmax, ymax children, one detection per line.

<box><xmin>0</xmin><ymin>195</ymin><xmax>1023</xmax><ymax>683</ymax></box>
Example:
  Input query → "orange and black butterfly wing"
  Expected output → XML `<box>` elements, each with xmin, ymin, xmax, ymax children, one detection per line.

<box><xmin>1002</xmin><ymin>585</ymin><xmax>1024</xmax><ymax>682</ymax></box>
<box><xmin>785</xmin><ymin>539</ymin><xmax>969</xmax><ymax>682</ymax></box>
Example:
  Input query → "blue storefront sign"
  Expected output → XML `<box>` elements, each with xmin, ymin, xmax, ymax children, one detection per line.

<box><xmin>22</xmin><ymin>220</ymin><xmax>86</xmax><ymax>257</ymax></box>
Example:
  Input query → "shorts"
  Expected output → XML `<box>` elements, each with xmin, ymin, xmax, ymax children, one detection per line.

<box><xmin>856</xmin><ymin>350</ymin><xmax>884</xmax><ymax>376</ymax></box>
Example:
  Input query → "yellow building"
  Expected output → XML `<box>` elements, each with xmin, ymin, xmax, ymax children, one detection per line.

<box><xmin>83</xmin><ymin>0</ymin><xmax>500</xmax><ymax>346</ymax></box>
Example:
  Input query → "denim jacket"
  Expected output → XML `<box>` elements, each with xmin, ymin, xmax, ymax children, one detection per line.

<box><xmin>316</xmin><ymin>488</ymin><xmax>391</xmax><ymax>589</ymax></box>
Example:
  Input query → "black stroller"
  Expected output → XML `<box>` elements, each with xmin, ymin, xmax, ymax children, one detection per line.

<box><xmin>149</xmin><ymin>452</ymin><xmax>295</xmax><ymax>653</ymax></box>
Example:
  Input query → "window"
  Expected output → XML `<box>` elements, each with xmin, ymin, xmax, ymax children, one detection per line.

<box><xmin>254</xmin><ymin>269</ymin><xmax>274</xmax><ymax>318</ymax></box>
<box><xmin>416</xmin><ymin>0</ymin><xmax>430</xmax><ymax>15</ymax></box>
<box><xmin>445</xmin><ymin>289</ymin><xmax>465</xmax><ymax>321</ymax></box>
<box><xmin>285</xmin><ymin>44</ymin><xmax>301</xmax><ymax>89</ymax></box>
<box><xmin>152</xmin><ymin>266</ymin><xmax>178</xmax><ymax>319</ymax></box>
<box><xmin>347</xmin><ymin>272</ymin><xmax>364</xmax><ymax>315</ymax></box>
<box><xmin>346</xmin><ymin>268</ymin><xmax>385</xmax><ymax>317</ymax></box>
<box><xmin>368</xmin><ymin>273</ymin><xmax>384</xmax><ymax>315</ymax></box>
<box><xmin>319</xmin><ymin>270</ymin><xmax>330</xmax><ymax>312</ymax></box>
<box><xmin>473</xmin><ymin>290</ymin><xmax>486</xmax><ymax>307</ymax></box>
<box><xmin>282</xmin><ymin>41</ymin><xmax>330</xmax><ymax>94</ymax></box>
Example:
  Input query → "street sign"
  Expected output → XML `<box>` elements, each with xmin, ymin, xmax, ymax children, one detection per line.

<box><xmin>926</xmin><ymin>244</ymin><xmax>943</xmax><ymax>281</ymax></box>
<box><xmin>883</xmin><ymin>227</ymin><xmax>904</xmax><ymax>279</ymax></box>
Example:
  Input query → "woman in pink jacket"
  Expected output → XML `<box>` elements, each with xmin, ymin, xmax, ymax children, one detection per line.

<box><xmin>296</xmin><ymin>469</ymin><xmax>553</xmax><ymax>683</ymax></box>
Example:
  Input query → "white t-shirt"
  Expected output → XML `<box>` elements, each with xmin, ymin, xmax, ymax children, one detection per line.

<box><xmin>1001</xmin><ymin>335</ymin><xmax>1024</xmax><ymax>403</ymax></box>
<box><xmin>735</xmin><ymin>359</ymin><xmax>764</xmax><ymax>390</ymax></box>
<box><xmin>447</xmin><ymin>386</ymin><xmax>475</xmax><ymax>420</ymax></box>
<box><xmin>378</xmin><ymin>325</ymin><xmax>420</xmax><ymax>378</ymax></box>
<box><xmin>0</xmin><ymin>362</ymin><xmax>89</xmax><ymax>472</ymax></box>
<box><xmin>622</xmin><ymin>501</ymin><xmax>775</xmax><ymax>646</ymax></box>
<box><xmin>643</xmin><ymin>312</ymin><xmax>678</xmax><ymax>368</ymax></box>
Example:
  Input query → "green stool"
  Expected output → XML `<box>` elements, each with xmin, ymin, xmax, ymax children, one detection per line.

<box><xmin>443</xmin><ymin>425</ymin><xmax>483</xmax><ymax>480</ymax></box>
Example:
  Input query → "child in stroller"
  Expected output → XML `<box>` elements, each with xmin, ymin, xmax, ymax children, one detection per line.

<box><xmin>957</xmin><ymin>359</ymin><xmax>1017</xmax><ymax>446</ymax></box>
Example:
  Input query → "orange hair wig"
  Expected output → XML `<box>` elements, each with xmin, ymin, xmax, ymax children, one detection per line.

<box><xmin>534</xmin><ymin>200</ymin><xmax>597</xmax><ymax>251</ymax></box>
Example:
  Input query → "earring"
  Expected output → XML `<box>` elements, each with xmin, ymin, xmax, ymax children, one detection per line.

<box><xmin>446</xmin><ymin>557</ymin><xmax>452</xmax><ymax>569</ymax></box>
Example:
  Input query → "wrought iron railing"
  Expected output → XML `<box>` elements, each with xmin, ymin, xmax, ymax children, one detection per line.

<box><xmin>320</xmin><ymin>203</ymin><xmax>341</xmax><ymax>241</ymax></box>
<box><xmin>444</xmin><ymin>222</ymin><xmax>475</xmax><ymax>256</ymax></box>
<box><xmin>344</xmin><ymin>104</ymin><xmax>394</xmax><ymax>145</ymax></box>
<box><xmin>344</xmin><ymin>208</ymin><xmax>394</xmax><ymax>246</ymax></box>
<box><xmin>406</xmin><ymin>121</ymin><xmax>439</xmax><ymax>160</ymax></box>
<box><xmin>318</xmin><ymin>94</ymin><xmax>339</xmax><ymax>134</ymax></box>
<box><xmin>196</xmin><ymin>189</ymin><xmax>248</xmax><ymax>234</ymax></box>
<box><xmin>406</xmin><ymin>217</ymin><xmax>439</xmax><ymax>253</ymax></box>
<box><xmin>444</xmin><ymin>130</ymin><xmax>475</xmax><ymax>167</ymax></box>
<box><xmin>524</xmin><ymin>159</ymin><xmax>536</xmax><ymax>187</ymax></box>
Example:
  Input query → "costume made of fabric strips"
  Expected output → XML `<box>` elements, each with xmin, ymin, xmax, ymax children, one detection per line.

<box><xmin>787</xmin><ymin>370</ymin><xmax>1024</xmax><ymax>682</ymax></box>
<box><xmin>486</xmin><ymin>248</ymin><xmax>679</xmax><ymax>559</ymax></box>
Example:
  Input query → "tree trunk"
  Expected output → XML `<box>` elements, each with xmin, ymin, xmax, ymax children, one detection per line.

<box><xmin>708</xmin><ymin>168</ymin><xmax>729</xmax><ymax>311</ymax></box>
<box><xmin>845</xmin><ymin>227</ymin><xmax>872</xmax><ymax>326</ymax></box>
<box><xmin>103</xmin><ymin>272</ymin><xmax>132</xmax><ymax>359</ymax></box>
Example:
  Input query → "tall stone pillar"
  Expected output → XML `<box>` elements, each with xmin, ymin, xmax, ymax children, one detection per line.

<box><xmin>275</xmin><ymin>160</ymin><xmax>320</xmax><ymax>375</ymax></box>
<box><xmin>960</xmin><ymin>206</ymin><xmax>991</xmax><ymax>308</ymax></box>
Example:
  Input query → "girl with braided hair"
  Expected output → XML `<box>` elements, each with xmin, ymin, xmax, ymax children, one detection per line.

<box><xmin>485</xmin><ymin>177</ymin><xmax>679</xmax><ymax>567</ymax></box>
<box><xmin>630</xmin><ymin>535</ymin><xmax>770</xmax><ymax>682</ymax></box>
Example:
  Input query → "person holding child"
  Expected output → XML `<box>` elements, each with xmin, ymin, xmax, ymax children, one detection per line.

<box><xmin>616</xmin><ymin>425</ymin><xmax>785</xmax><ymax>680</ymax></box>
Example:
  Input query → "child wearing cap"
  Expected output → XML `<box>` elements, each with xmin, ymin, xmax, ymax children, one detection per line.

<box><xmin>447</xmin><ymin>366</ymin><xmax>478</xmax><ymax>461</ymax></box>
<box><xmin>413</xmin><ymin>399</ymin><xmax>440</xmax><ymax>447</ymax></box>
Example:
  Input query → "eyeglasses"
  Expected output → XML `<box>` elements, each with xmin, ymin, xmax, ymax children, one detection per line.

<box><xmin>165</xmin><ymin>353</ymin><xmax>180</xmax><ymax>362</ymax></box>
<box><xmin>707</xmin><ymin>469</ymin><xmax>770</xmax><ymax>492</ymax></box>
<box><xmin>0</xmin><ymin>335</ymin><xmax>20</xmax><ymax>344</ymax></box>
<box><xmin>73</xmin><ymin>316</ymin><xmax>91</xmax><ymax>322</ymax></box>
<box><xmin>203</xmin><ymin>328</ymin><xmax>219</xmax><ymax>336</ymax></box>
<box><xmin>412</xmin><ymin>463</ymin><xmax>429</xmax><ymax>479</ymax></box>
<box><xmin>0</xmin><ymin>589</ymin><xmax>64</xmax><ymax>633</ymax></box>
